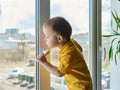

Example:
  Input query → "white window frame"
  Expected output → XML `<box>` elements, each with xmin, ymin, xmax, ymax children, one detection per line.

<box><xmin>89</xmin><ymin>0</ymin><xmax>102</xmax><ymax>90</ymax></box>
<box><xmin>35</xmin><ymin>0</ymin><xmax>50</xmax><ymax>90</ymax></box>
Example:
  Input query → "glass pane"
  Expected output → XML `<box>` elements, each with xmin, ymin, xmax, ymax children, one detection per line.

<box><xmin>50</xmin><ymin>0</ymin><xmax>89</xmax><ymax>90</ymax></box>
<box><xmin>0</xmin><ymin>0</ymin><xmax>35</xmax><ymax>90</ymax></box>
<box><xmin>102</xmin><ymin>0</ymin><xmax>111</xmax><ymax>90</ymax></box>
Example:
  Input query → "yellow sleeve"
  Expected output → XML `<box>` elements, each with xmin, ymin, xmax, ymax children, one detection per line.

<box><xmin>58</xmin><ymin>53</ymin><xmax>74</xmax><ymax>74</ymax></box>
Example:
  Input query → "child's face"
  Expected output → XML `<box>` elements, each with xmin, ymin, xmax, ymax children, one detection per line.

<box><xmin>43</xmin><ymin>26</ymin><xmax>60</xmax><ymax>49</ymax></box>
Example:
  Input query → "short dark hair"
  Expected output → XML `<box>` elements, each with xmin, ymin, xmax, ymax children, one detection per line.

<box><xmin>44</xmin><ymin>17</ymin><xmax>72</xmax><ymax>40</ymax></box>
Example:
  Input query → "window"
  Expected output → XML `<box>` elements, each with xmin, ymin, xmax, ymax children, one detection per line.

<box><xmin>50</xmin><ymin>0</ymin><xmax>89</xmax><ymax>89</ymax></box>
<box><xmin>0</xmin><ymin>0</ymin><xmax>115</xmax><ymax>90</ymax></box>
<box><xmin>0</xmin><ymin>0</ymin><xmax>35</xmax><ymax>90</ymax></box>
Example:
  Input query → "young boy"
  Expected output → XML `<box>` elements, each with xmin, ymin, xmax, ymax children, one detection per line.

<box><xmin>37</xmin><ymin>17</ymin><xmax>92</xmax><ymax>90</ymax></box>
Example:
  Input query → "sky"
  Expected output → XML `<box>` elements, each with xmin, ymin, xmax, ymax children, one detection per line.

<box><xmin>0</xmin><ymin>0</ymin><xmax>111</xmax><ymax>35</ymax></box>
<box><xmin>51</xmin><ymin>0</ymin><xmax>89</xmax><ymax>34</ymax></box>
<box><xmin>0</xmin><ymin>0</ymin><xmax>35</xmax><ymax>34</ymax></box>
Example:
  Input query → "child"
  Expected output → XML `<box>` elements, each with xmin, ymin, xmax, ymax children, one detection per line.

<box><xmin>37</xmin><ymin>17</ymin><xmax>92</xmax><ymax>90</ymax></box>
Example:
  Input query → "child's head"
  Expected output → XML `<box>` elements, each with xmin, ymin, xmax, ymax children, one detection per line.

<box><xmin>43</xmin><ymin>17</ymin><xmax>72</xmax><ymax>48</ymax></box>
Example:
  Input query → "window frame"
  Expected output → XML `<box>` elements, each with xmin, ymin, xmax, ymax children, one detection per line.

<box><xmin>35</xmin><ymin>0</ymin><xmax>102</xmax><ymax>90</ymax></box>
<box><xmin>35</xmin><ymin>0</ymin><xmax>50</xmax><ymax>90</ymax></box>
<box><xmin>89</xmin><ymin>0</ymin><xmax>102</xmax><ymax>90</ymax></box>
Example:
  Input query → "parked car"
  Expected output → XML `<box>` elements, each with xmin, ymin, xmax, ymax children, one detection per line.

<box><xmin>7</xmin><ymin>67</ymin><xmax>24</xmax><ymax>79</ymax></box>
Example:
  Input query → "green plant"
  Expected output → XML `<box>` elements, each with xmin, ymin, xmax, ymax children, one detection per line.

<box><xmin>103</xmin><ymin>12</ymin><xmax>120</xmax><ymax>65</ymax></box>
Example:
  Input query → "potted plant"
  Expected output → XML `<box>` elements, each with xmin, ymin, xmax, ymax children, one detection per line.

<box><xmin>103</xmin><ymin>11</ymin><xmax>120</xmax><ymax>65</ymax></box>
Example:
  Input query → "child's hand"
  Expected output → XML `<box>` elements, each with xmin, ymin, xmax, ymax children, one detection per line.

<box><xmin>36</xmin><ymin>53</ymin><xmax>47</xmax><ymax>63</ymax></box>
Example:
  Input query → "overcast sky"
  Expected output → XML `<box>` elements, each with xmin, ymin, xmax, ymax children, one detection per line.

<box><xmin>0</xmin><ymin>0</ymin><xmax>35</xmax><ymax>34</ymax></box>
<box><xmin>0</xmin><ymin>0</ymin><xmax>111</xmax><ymax>35</ymax></box>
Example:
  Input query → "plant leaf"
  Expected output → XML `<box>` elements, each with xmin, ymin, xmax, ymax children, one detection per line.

<box><xmin>113</xmin><ymin>29</ymin><xmax>120</xmax><ymax>35</ymax></box>
<box><xmin>103</xmin><ymin>34</ymin><xmax>116</xmax><ymax>37</ymax></box>
<box><xmin>109</xmin><ymin>45</ymin><xmax>113</xmax><ymax>60</ymax></box>
<box><xmin>114</xmin><ymin>52</ymin><xmax>118</xmax><ymax>65</ymax></box>
<box><xmin>108</xmin><ymin>38</ymin><xmax>117</xmax><ymax>60</ymax></box>
<box><xmin>112</xmin><ymin>12</ymin><xmax>120</xmax><ymax>30</ymax></box>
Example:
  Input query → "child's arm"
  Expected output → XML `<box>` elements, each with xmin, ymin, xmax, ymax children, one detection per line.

<box><xmin>36</xmin><ymin>53</ymin><xmax>64</xmax><ymax>77</ymax></box>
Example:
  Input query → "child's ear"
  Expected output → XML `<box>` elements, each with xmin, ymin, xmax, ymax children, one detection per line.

<box><xmin>57</xmin><ymin>35</ymin><xmax>63</xmax><ymax>43</ymax></box>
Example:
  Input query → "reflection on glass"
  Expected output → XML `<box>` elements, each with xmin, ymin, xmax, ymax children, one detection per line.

<box><xmin>50</xmin><ymin>0</ymin><xmax>89</xmax><ymax>90</ymax></box>
<box><xmin>0</xmin><ymin>0</ymin><xmax>35</xmax><ymax>90</ymax></box>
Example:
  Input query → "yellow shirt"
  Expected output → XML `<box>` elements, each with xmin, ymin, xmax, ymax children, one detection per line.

<box><xmin>58</xmin><ymin>39</ymin><xmax>92</xmax><ymax>90</ymax></box>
